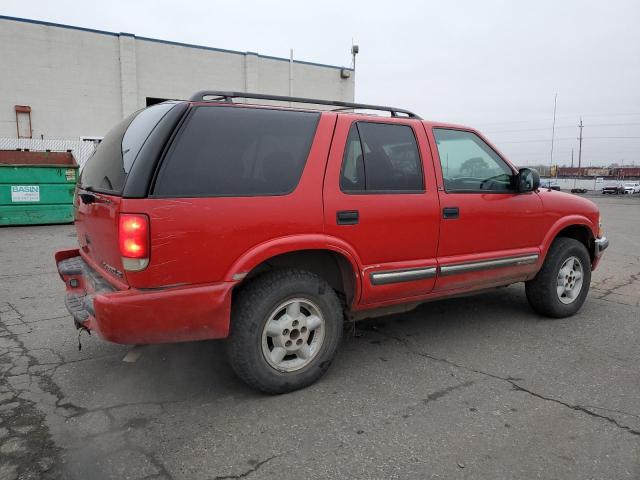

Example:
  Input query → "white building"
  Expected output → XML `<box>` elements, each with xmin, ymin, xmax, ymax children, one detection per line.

<box><xmin>0</xmin><ymin>15</ymin><xmax>355</xmax><ymax>144</ymax></box>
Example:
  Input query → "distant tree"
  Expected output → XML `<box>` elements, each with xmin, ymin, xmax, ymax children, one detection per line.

<box><xmin>460</xmin><ymin>157</ymin><xmax>489</xmax><ymax>177</ymax></box>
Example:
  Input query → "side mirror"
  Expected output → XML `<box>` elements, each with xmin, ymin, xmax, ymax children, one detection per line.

<box><xmin>516</xmin><ymin>168</ymin><xmax>540</xmax><ymax>193</ymax></box>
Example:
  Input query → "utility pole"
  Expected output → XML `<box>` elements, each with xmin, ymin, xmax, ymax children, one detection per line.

<box><xmin>577</xmin><ymin>117</ymin><xmax>583</xmax><ymax>176</ymax></box>
<box><xmin>571</xmin><ymin>148</ymin><xmax>576</xmax><ymax>189</ymax></box>
<box><xmin>550</xmin><ymin>93</ymin><xmax>558</xmax><ymax>175</ymax></box>
<box><xmin>571</xmin><ymin>148</ymin><xmax>574</xmax><ymax>168</ymax></box>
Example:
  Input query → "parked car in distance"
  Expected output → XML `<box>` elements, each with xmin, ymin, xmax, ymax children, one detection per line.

<box><xmin>602</xmin><ymin>183</ymin><xmax>626</xmax><ymax>194</ymax></box>
<box><xmin>55</xmin><ymin>91</ymin><xmax>609</xmax><ymax>394</ymax></box>
<box><xmin>623</xmin><ymin>182</ymin><xmax>640</xmax><ymax>194</ymax></box>
<box><xmin>571</xmin><ymin>188</ymin><xmax>588</xmax><ymax>194</ymax></box>
<box><xmin>540</xmin><ymin>179</ymin><xmax>561</xmax><ymax>191</ymax></box>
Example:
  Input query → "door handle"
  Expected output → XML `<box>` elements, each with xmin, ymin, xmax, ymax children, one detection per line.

<box><xmin>442</xmin><ymin>207</ymin><xmax>459</xmax><ymax>219</ymax></box>
<box><xmin>337</xmin><ymin>210</ymin><xmax>359</xmax><ymax>225</ymax></box>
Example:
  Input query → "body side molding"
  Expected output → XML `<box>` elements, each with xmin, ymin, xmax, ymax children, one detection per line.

<box><xmin>439</xmin><ymin>254</ymin><xmax>539</xmax><ymax>277</ymax></box>
<box><xmin>370</xmin><ymin>266</ymin><xmax>437</xmax><ymax>286</ymax></box>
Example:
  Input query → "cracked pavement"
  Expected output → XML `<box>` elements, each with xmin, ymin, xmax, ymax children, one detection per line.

<box><xmin>1</xmin><ymin>196</ymin><xmax>639</xmax><ymax>479</ymax></box>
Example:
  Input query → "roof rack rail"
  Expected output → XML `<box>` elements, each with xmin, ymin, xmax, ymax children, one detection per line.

<box><xmin>188</xmin><ymin>90</ymin><xmax>421</xmax><ymax>119</ymax></box>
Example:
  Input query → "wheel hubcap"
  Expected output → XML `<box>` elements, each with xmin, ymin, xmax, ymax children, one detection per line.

<box><xmin>556</xmin><ymin>256</ymin><xmax>584</xmax><ymax>304</ymax></box>
<box><xmin>261</xmin><ymin>298</ymin><xmax>325</xmax><ymax>372</ymax></box>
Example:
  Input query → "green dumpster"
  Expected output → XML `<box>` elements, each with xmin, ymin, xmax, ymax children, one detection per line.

<box><xmin>0</xmin><ymin>150</ymin><xmax>78</xmax><ymax>226</ymax></box>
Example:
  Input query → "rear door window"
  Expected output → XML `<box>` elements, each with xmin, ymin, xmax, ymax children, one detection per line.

<box><xmin>80</xmin><ymin>102</ymin><xmax>176</xmax><ymax>194</ymax></box>
<box><xmin>340</xmin><ymin>122</ymin><xmax>424</xmax><ymax>193</ymax></box>
<box><xmin>153</xmin><ymin>106</ymin><xmax>320</xmax><ymax>197</ymax></box>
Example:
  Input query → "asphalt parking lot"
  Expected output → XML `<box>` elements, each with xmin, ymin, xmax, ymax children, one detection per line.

<box><xmin>1</xmin><ymin>195</ymin><xmax>639</xmax><ymax>480</ymax></box>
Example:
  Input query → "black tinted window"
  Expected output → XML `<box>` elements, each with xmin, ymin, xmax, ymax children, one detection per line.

<box><xmin>80</xmin><ymin>102</ymin><xmax>176</xmax><ymax>194</ymax></box>
<box><xmin>433</xmin><ymin>129</ymin><xmax>514</xmax><ymax>192</ymax></box>
<box><xmin>122</xmin><ymin>103</ymin><xmax>176</xmax><ymax>172</ymax></box>
<box><xmin>340</xmin><ymin>122</ymin><xmax>424</xmax><ymax>193</ymax></box>
<box><xmin>154</xmin><ymin>107</ymin><xmax>320</xmax><ymax>197</ymax></box>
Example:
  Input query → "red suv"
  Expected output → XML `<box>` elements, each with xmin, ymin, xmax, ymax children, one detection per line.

<box><xmin>55</xmin><ymin>91</ymin><xmax>609</xmax><ymax>393</ymax></box>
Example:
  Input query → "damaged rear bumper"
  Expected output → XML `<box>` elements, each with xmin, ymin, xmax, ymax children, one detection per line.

<box><xmin>58</xmin><ymin>254</ymin><xmax>115</xmax><ymax>329</ymax></box>
<box><xmin>55</xmin><ymin>249</ymin><xmax>234</xmax><ymax>344</ymax></box>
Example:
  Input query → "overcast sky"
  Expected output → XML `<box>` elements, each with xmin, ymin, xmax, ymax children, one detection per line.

<box><xmin>3</xmin><ymin>0</ymin><xmax>639</xmax><ymax>167</ymax></box>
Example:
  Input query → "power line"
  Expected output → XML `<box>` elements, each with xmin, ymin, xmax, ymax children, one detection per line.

<box><xmin>474</xmin><ymin>112</ymin><xmax>640</xmax><ymax>127</ymax></box>
<box><xmin>510</xmin><ymin>148</ymin><xmax>640</xmax><ymax>156</ymax></box>
<box><xmin>484</xmin><ymin>122</ymin><xmax>640</xmax><ymax>134</ymax></box>
<box><xmin>587</xmin><ymin>136</ymin><xmax>640</xmax><ymax>139</ymax></box>
<box><xmin>498</xmin><ymin>136</ymin><xmax>640</xmax><ymax>144</ymax></box>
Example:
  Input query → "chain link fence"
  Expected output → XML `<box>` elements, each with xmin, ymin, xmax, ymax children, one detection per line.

<box><xmin>0</xmin><ymin>137</ymin><xmax>97</xmax><ymax>169</ymax></box>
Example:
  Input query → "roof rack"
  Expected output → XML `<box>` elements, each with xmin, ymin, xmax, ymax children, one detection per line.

<box><xmin>188</xmin><ymin>90</ymin><xmax>421</xmax><ymax>119</ymax></box>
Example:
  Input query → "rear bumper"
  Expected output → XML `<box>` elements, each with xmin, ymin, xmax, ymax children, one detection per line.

<box><xmin>55</xmin><ymin>249</ymin><xmax>234</xmax><ymax>344</ymax></box>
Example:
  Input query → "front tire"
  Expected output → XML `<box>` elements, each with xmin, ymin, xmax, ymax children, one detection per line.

<box><xmin>525</xmin><ymin>237</ymin><xmax>591</xmax><ymax>318</ymax></box>
<box><xmin>227</xmin><ymin>269</ymin><xmax>343</xmax><ymax>394</ymax></box>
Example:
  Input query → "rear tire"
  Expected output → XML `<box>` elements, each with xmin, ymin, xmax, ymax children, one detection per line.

<box><xmin>525</xmin><ymin>237</ymin><xmax>591</xmax><ymax>318</ymax></box>
<box><xmin>227</xmin><ymin>269</ymin><xmax>343</xmax><ymax>394</ymax></box>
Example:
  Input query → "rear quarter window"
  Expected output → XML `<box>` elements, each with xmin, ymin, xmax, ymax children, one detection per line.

<box><xmin>153</xmin><ymin>106</ymin><xmax>320</xmax><ymax>197</ymax></box>
<box><xmin>80</xmin><ymin>102</ymin><xmax>177</xmax><ymax>194</ymax></box>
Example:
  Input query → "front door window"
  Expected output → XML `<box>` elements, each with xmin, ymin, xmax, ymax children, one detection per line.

<box><xmin>433</xmin><ymin>129</ymin><xmax>514</xmax><ymax>192</ymax></box>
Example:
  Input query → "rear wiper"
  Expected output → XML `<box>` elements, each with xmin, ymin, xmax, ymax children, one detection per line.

<box><xmin>79</xmin><ymin>190</ymin><xmax>97</xmax><ymax>204</ymax></box>
<box><xmin>78</xmin><ymin>186</ymin><xmax>109</xmax><ymax>205</ymax></box>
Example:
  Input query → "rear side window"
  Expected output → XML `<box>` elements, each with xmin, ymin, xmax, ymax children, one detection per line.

<box><xmin>153</xmin><ymin>107</ymin><xmax>320</xmax><ymax>197</ymax></box>
<box><xmin>340</xmin><ymin>122</ymin><xmax>424</xmax><ymax>193</ymax></box>
<box><xmin>80</xmin><ymin>102</ymin><xmax>176</xmax><ymax>194</ymax></box>
<box><xmin>340</xmin><ymin>125</ymin><xmax>365</xmax><ymax>191</ymax></box>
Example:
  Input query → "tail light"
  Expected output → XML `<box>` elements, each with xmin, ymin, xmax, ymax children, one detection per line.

<box><xmin>119</xmin><ymin>213</ymin><xmax>150</xmax><ymax>271</ymax></box>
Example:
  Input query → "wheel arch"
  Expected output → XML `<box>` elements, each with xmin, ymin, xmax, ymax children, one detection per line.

<box><xmin>226</xmin><ymin>235</ymin><xmax>363</xmax><ymax>308</ymax></box>
<box><xmin>540</xmin><ymin>216</ymin><xmax>597</xmax><ymax>263</ymax></box>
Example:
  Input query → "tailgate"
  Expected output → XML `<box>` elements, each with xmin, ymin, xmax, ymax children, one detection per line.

<box><xmin>72</xmin><ymin>102</ymin><xmax>182</xmax><ymax>286</ymax></box>
<box><xmin>74</xmin><ymin>189</ymin><xmax>129</xmax><ymax>285</ymax></box>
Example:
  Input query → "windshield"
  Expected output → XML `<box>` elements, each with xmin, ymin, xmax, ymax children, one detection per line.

<box><xmin>80</xmin><ymin>102</ymin><xmax>176</xmax><ymax>194</ymax></box>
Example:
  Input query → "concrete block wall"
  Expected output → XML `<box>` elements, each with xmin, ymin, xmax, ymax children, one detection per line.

<box><xmin>0</xmin><ymin>15</ymin><xmax>355</xmax><ymax>140</ymax></box>
<box><xmin>0</xmin><ymin>18</ymin><xmax>123</xmax><ymax>139</ymax></box>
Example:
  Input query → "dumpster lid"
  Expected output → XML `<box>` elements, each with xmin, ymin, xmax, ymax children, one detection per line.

<box><xmin>0</xmin><ymin>150</ymin><xmax>78</xmax><ymax>167</ymax></box>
